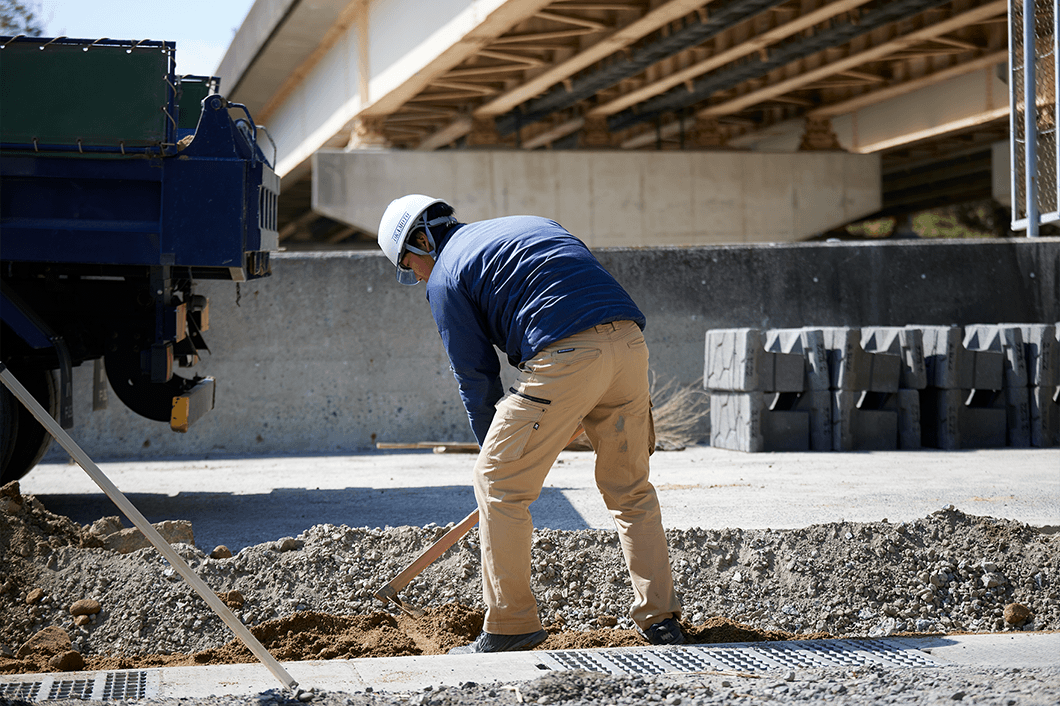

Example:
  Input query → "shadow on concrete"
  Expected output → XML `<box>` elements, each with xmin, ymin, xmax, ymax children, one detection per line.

<box><xmin>34</xmin><ymin>485</ymin><xmax>591</xmax><ymax>552</ymax></box>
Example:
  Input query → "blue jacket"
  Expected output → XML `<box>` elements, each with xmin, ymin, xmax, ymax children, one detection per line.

<box><xmin>425</xmin><ymin>215</ymin><xmax>645</xmax><ymax>445</ymax></box>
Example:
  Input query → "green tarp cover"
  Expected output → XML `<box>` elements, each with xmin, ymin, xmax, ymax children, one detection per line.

<box><xmin>177</xmin><ymin>76</ymin><xmax>217</xmax><ymax>130</ymax></box>
<box><xmin>0</xmin><ymin>38</ymin><xmax>175</xmax><ymax>150</ymax></box>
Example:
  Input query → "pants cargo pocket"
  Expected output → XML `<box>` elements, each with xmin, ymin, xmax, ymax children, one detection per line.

<box><xmin>486</xmin><ymin>398</ymin><xmax>547</xmax><ymax>463</ymax></box>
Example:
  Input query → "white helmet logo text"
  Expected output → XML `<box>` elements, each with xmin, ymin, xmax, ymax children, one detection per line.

<box><xmin>393</xmin><ymin>211</ymin><xmax>411</xmax><ymax>243</ymax></box>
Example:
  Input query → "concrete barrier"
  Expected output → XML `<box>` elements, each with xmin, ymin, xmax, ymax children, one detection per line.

<box><xmin>46</xmin><ymin>237</ymin><xmax>1060</xmax><ymax>461</ymax></box>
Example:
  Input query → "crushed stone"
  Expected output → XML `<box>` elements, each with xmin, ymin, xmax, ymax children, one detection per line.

<box><xmin>1</xmin><ymin>477</ymin><xmax>1058</xmax><ymax>702</ymax></box>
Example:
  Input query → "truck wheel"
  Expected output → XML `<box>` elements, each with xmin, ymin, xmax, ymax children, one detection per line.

<box><xmin>0</xmin><ymin>384</ymin><xmax>19</xmax><ymax>480</ymax></box>
<box><xmin>0</xmin><ymin>367</ymin><xmax>58</xmax><ymax>484</ymax></box>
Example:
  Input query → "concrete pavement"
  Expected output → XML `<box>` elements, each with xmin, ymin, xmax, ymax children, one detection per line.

<box><xmin>21</xmin><ymin>446</ymin><xmax>1060</xmax><ymax>552</ymax></box>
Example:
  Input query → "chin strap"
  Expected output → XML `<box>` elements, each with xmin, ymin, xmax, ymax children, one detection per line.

<box><xmin>405</xmin><ymin>214</ymin><xmax>456</xmax><ymax>260</ymax></box>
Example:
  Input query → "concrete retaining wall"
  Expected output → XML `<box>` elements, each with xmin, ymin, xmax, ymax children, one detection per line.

<box><xmin>47</xmin><ymin>237</ymin><xmax>1060</xmax><ymax>461</ymax></box>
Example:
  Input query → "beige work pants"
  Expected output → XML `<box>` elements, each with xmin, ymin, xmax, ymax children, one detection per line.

<box><xmin>473</xmin><ymin>320</ymin><xmax>681</xmax><ymax>634</ymax></box>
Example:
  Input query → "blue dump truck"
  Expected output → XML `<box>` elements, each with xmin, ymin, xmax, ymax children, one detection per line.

<box><xmin>0</xmin><ymin>37</ymin><xmax>279</xmax><ymax>482</ymax></box>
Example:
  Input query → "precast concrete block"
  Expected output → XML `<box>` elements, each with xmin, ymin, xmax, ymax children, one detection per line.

<box><xmin>799</xmin><ymin>389</ymin><xmax>833</xmax><ymax>451</ymax></box>
<box><xmin>705</xmin><ymin>329</ymin><xmax>804</xmax><ymax>392</ymax></box>
<box><xmin>920</xmin><ymin>388</ymin><xmax>1008</xmax><ymax>450</ymax></box>
<box><xmin>965</xmin><ymin>324</ymin><xmax>1028</xmax><ymax>387</ymax></box>
<box><xmin>862</xmin><ymin>327</ymin><xmax>927</xmax><ymax>389</ymax></box>
<box><xmin>1011</xmin><ymin>323</ymin><xmax>1059</xmax><ymax>387</ymax></box>
<box><xmin>764</xmin><ymin>328</ymin><xmax>830</xmax><ymax>390</ymax></box>
<box><xmin>710</xmin><ymin>391</ymin><xmax>761</xmax><ymax>452</ymax></box>
<box><xmin>897</xmin><ymin>389</ymin><xmax>922</xmax><ymax>450</ymax></box>
<box><xmin>920</xmin><ymin>326</ymin><xmax>1005</xmax><ymax>390</ymax></box>
<box><xmin>821</xmin><ymin>327</ymin><xmax>901</xmax><ymax>392</ymax></box>
<box><xmin>1030</xmin><ymin>385</ymin><xmax>1060</xmax><ymax>447</ymax></box>
<box><xmin>761</xmin><ymin>402</ymin><xmax>812</xmax><ymax>452</ymax></box>
<box><xmin>769</xmin><ymin>388</ymin><xmax>832</xmax><ymax>451</ymax></box>
<box><xmin>831</xmin><ymin>390</ymin><xmax>899</xmax><ymax>451</ymax></box>
<box><xmin>965</xmin><ymin>324</ymin><xmax>1030</xmax><ymax>447</ymax></box>
<box><xmin>1003</xmin><ymin>384</ymin><xmax>1032</xmax><ymax>448</ymax></box>
<box><xmin>709</xmin><ymin>391</ymin><xmax>810</xmax><ymax>452</ymax></box>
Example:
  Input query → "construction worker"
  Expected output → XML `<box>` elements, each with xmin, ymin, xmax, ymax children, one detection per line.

<box><xmin>378</xmin><ymin>195</ymin><xmax>683</xmax><ymax>653</ymax></box>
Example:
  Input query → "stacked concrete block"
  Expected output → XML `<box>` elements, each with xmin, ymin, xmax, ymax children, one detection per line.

<box><xmin>860</xmin><ymin>327</ymin><xmax>927</xmax><ymax>449</ymax></box>
<box><xmin>1010</xmin><ymin>323</ymin><xmax>1060</xmax><ymax>447</ymax></box>
<box><xmin>706</xmin><ymin>323</ymin><xmax>1052</xmax><ymax>453</ymax></box>
<box><xmin>705</xmin><ymin>328</ymin><xmax>812</xmax><ymax>452</ymax></box>
<box><xmin>764</xmin><ymin>328</ymin><xmax>831</xmax><ymax>450</ymax></box>
<box><xmin>820</xmin><ymin>328</ymin><xmax>903</xmax><ymax>451</ymax></box>
<box><xmin>965</xmin><ymin>325</ymin><xmax>1030</xmax><ymax>447</ymax></box>
<box><xmin>919</xmin><ymin>326</ymin><xmax>1006</xmax><ymax>449</ymax></box>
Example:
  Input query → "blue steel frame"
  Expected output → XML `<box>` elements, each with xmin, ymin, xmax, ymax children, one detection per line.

<box><xmin>0</xmin><ymin>92</ymin><xmax>277</xmax><ymax>275</ymax></box>
<box><xmin>0</xmin><ymin>38</ymin><xmax>279</xmax><ymax>436</ymax></box>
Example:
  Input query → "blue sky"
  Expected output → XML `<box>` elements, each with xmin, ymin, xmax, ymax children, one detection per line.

<box><xmin>37</xmin><ymin>0</ymin><xmax>257</xmax><ymax>78</ymax></box>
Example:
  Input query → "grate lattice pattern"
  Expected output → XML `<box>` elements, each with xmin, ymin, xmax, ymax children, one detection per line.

<box><xmin>540</xmin><ymin>638</ymin><xmax>946</xmax><ymax>676</ymax></box>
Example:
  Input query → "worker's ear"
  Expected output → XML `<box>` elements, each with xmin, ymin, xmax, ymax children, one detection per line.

<box><xmin>411</xmin><ymin>231</ymin><xmax>433</xmax><ymax>252</ymax></box>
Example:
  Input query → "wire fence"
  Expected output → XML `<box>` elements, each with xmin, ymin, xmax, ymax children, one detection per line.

<box><xmin>1009</xmin><ymin>0</ymin><xmax>1059</xmax><ymax>233</ymax></box>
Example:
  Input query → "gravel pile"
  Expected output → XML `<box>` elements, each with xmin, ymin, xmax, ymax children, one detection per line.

<box><xmin>2</xmin><ymin>478</ymin><xmax>1059</xmax><ymax>703</ymax></box>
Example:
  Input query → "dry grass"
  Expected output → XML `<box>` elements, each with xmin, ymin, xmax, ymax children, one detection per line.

<box><xmin>648</xmin><ymin>373</ymin><xmax>711</xmax><ymax>450</ymax></box>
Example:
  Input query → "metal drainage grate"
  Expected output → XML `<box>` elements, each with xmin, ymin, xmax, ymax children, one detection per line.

<box><xmin>548</xmin><ymin>650</ymin><xmax>619</xmax><ymax>673</ymax></box>
<box><xmin>850</xmin><ymin>640</ymin><xmax>945</xmax><ymax>668</ymax></box>
<box><xmin>742</xmin><ymin>642</ymin><xmax>840</xmax><ymax>670</ymax></box>
<box><xmin>0</xmin><ymin>680</ymin><xmax>42</xmax><ymax>701</ymax></box>
<box><xmin>687</xmin><ymin>646</ymin><xmax>777</xmax><ymax>672</ymax></box>
<box><xmin>48</xmin><ymin>677</ymin><xmax>95</xmax><ymax>700</ymax></box>
<box><xmin>539</xmin><ymin>639</ymin><xmax>947</xmax><ymax>677</ymax></box>
<box><xmin>0</xmin><ymin>670</ymin><xmax>156</xmax><ymax>702</ymax></box>
<box><xmin>103</xmin><ymin>670</ymin><xmax>150</xmax><ymax>700</ymax></box>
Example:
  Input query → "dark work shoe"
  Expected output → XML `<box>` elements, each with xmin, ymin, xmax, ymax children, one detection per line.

<box><xmin>641</xmin><ymin>617</ymin><xmax>686</xmax><ymax>645</ymax></box>
<box><xmin>448</xmin><ymin>629</ymin><xmax>548</xmax><ymax>655</ymax></box>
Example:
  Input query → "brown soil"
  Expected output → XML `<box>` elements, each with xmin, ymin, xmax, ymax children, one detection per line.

<box><xmin>0</xmin><ymin>479</ymin><xmax>824</xmax><ymax>676</ymax></box>
<box><xmin>3</xmin><ymin>603</ymin><xmax>819</xmax><ymax>675</ymax></box>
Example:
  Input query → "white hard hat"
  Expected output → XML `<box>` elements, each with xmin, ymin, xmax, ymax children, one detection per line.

<box><xmin>378</xmin><ymin>194</ymin><xmax>453</xmax><ymax>285</ymax></box>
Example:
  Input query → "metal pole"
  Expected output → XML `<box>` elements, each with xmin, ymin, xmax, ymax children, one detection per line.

<box><xmin>0</xmin><ymin>363</ymin><xmax>301</xmax><ymax>695</ymax></box>
<box><xmin>1023</xmin><ymin>0</ymin><xmax>1040</xmax><ymax>236</ymax></box>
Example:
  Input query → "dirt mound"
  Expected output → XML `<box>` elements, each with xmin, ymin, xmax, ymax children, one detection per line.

<box><xmin>0</xmin><ymin>480</ymin><xmax>98</xmax><ymax>666</ymax></box>
<box><xmin>0</xmin><ymin>625</ymin><xmax>84</xmax><ymax>674</ymax></box>
<box><xmin>72</xmin><ymin>608</ymin><xmax>807</xmax><ymax>674</ymax></box>
<box><xmin>195</xmin><ymin>605</ymin><xmax>471</xmax><ymax>663</ymax></box>
<box><xmin>0</xmin><ymin>481</ymin><xmax>90</xmax><ymax>556</ymax></box>
<box><xmin>1</xmin><ymin>480</ymin><xmax>1057</xmax><ymax>677</ymax></box>
<box><xmin>2</xmin><ymin>601</ymin><xmax>811</xmax><ymax>674</ymax></box>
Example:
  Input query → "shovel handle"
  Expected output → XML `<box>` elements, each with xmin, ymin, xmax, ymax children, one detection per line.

<box><xmin>375</xmin><ymin>423</ymin><xmax>582</xmax><ymax>604</ymax></box>
<box><xmin>375</xmin><ymin>508</ymin><xmax>479</xmax><ymax>600</ymax></box>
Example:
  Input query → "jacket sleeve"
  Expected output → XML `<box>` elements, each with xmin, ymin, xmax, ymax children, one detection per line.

<box><xmin>430</xmin><ymin>286</ymin><xmax>504</xmax><ymax>446</ymax></box>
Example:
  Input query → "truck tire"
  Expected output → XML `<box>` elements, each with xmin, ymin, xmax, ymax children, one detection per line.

<box><xmin>0</xmin><ymin>384</ymin><xmax>19</xmax><ymax>479</ymax></box>
<box><xmin>0</xmin><ymin>367</ymin><xmax>58</xmax><ymax>484</ymax></box>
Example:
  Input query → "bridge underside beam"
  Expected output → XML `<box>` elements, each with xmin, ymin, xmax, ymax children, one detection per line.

<box><xmin>311</xmin><ymin>149</ymin><xmax>880</xmax><ymax>246</ymax></box>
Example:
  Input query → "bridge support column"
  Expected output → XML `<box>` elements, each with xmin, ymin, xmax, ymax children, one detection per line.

<box><xmin>799</xmin><ymin>117</ymin><xmax>844</xmax><ymax>151</ymax></box>
<box><xmin>580</xmin><ymin>115</ymin><xmax>613</xmax><ymax>148</ymax></box>
<box><xmin>686</xmin><ymin>117</ymin><xmax>728</xmax><ymax>149</ymax></box>
<box><xmin>467</xmin><ymin>116</ymin><xmax>506</xmax><ymax>148</ymax></box>
<box><xmin>346</xmin><ymin>117</ymin><xmax>389</xmax><ymax>150</ymax></box>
